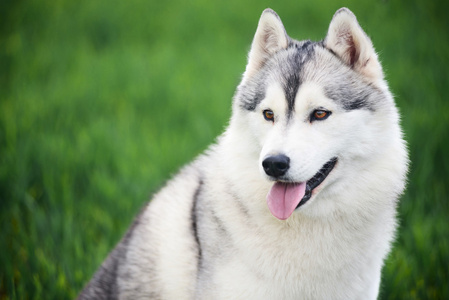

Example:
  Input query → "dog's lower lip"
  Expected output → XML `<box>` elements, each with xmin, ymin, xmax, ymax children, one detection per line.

<box><xmin>295</xmin><ymin>157</ymin><xmax>338</xmax><ymax>209</ymax></box>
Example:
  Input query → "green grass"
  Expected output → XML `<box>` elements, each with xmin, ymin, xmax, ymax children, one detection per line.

<box><xmin>1</xmin><ymin>0</ymin><xmax>448</xmax><ymax>299</ymax></box>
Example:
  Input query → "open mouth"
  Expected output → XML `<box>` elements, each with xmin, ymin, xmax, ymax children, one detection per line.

<box><xmin>299</xmin><ymin>157</ymin><xmax>338</xmax><ymax>208</ymax></box>
<box><xmin>266</xmin><ymin>157</ymin><xmax>338</xmax><ymax>220</ymax></box>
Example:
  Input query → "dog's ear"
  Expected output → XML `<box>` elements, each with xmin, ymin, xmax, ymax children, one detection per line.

<box><xmin>324</xmin><ymin>8</ymin><xmax>383</xmax><ymax>80</ymax></box>
<box><xmin>243</xmin><ymin>9</ymin><xmax>289</xmax><ymax>81</ymax></box>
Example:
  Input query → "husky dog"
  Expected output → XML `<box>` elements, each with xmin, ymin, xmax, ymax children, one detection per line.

<box><xmin>79</xmin><ymin>7</ymin><xmax>408</xmax><ymax>300</ymax></box>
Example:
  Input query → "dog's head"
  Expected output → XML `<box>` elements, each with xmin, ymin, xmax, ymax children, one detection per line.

<box><xmin>231</xmin><ymin>8</ymin><xmax>406</xmax><ymax>219</ymax></box>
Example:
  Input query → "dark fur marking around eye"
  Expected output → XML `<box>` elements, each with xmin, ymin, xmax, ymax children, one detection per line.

<box><xmin>238</xmin><ymin>71</ymin><xmax>268</xmax><ymax>111</ymax></box>
<box><xmin>324</xmin><ymin>83</ymin><xmax>377</xmax><ymax>112</ymax></box>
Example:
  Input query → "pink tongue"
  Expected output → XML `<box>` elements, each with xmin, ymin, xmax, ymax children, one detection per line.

<box><xmin>267</xmin><ymin>182</ymin><xmax>306</xmax><ymax>220</ymax></box>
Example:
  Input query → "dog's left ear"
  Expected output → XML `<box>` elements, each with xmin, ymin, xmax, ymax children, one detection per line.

<box><xmin>325</xmin><ymin>8</ymin><xmax>383</xmax><ymax>80</ymax></box>
<box><xmin>243</xmin><ymin>9</ymin><xmax>289</xmax><ymax>81</ymax></box>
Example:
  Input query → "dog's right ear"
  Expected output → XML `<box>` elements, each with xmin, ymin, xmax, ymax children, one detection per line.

<box><xmin>242</xmin><ymin>9</ymin><xmax>289</xmax><ymax>81</ymax></box>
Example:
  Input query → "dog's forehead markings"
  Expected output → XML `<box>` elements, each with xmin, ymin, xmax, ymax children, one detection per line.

<box><xmin>276</xmin><ymin>41</ymin><xmax>317</xmax><ymax>117</ymax></box>
<box><xmin>238</xmin><ymin>38</ymin><xmax>382</xmax><ymax>114</ymax></box>
<box><xmin>238</xmin><ymin>41</ymin><xmax>319</xmax><ymax>112</ymax></box>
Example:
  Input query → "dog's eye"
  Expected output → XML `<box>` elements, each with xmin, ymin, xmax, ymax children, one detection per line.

<box><xmin>263</xmin><ymin>109</ymin><xmax>274</xmax><ymax>122</ymax></box>
<box><xmin>310</xmin><ymin>109</ymin><xmax>331</xmax><ymax>122</ymax></box>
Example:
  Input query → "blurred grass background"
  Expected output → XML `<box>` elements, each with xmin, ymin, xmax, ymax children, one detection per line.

<box><xmin>1</xmin><ymin>0</ymin><xmax>448</xmax><ymax>298</ymax></box>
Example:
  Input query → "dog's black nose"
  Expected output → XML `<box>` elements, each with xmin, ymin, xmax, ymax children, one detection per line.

<box><xmin>262</xmin><ymin>154</ymin><xmax>290</xmax><ymax>178</ymax></box>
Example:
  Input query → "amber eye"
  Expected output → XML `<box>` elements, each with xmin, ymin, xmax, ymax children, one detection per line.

<box><xmin>263</xmin><ymin>109</ymin><xmax>274</xmax><ymax>122</ymax></box>
<box><xmin>314</xmin><ymin>110</ymin><xmax>327</xmax><ymax>119</ymax></box>
<box><xmin>311</xmin><ymin>109</ymin><xmax>331</xmax><ymax>122</ymax></box>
